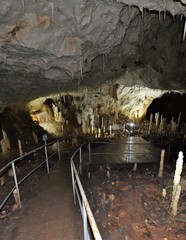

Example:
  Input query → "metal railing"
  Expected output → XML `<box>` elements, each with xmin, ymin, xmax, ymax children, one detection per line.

<box><xmin>0</xmin><ymin>138</ymin><xmax>61</xmax><ymax>211</ymax></box>
<box><xmin>71</xmin><ymin>143</ymin><xmax>102</xmax><ymax>240</ymax></box>
<box><xmin>70</xmin><ymin>140</ymin><xmax>163</xmax><ymax>240</ymax></box>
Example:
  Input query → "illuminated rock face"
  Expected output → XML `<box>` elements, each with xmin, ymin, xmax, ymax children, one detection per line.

<box><xmin>29</xmin><ymin>103</ymin><xmax>63</xmax><ymax>137</ymax></box>
<box><xmin>27</xmin><ymin>84</ymin><xmax>165</xmax><ymax>137</ymax></box>
<box><xmin>0</xmin><ymin>0</ymin><xmax>186</xmax><ymax>108</ymax></box>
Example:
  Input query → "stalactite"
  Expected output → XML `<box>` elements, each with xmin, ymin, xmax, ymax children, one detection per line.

<box><xmin>43</xmin><ymin>2</ymin><xmax>55</xmax><ymax>23</ymax></box>
<box><xmin>163</xmin><ymin>11</ymin><xmax>166</xmax><ymax>21</ymax></box>
<box><xmin>50</xmin><ymin>2</ymin><xmax>55</xmax><ymax>22</ymax></box>
<box><xmin>139</xmin><ymin>7</ymin><xmax>144</xmax><ymax>19</ymax></box>
<box><xmin>22</xmin><ymin>0</ymin><xmax>25</xmax><ymax>11</ymax></box>
<box><xmin>183</xmin><ymin>19</ymin><xmax>186</xmax><ymax>41</ymax></box>
<box><xmin>102</xmin><ymin>54</ymin><xmax>105</xmax><ymax>73</ymax></box>
<box><xmin>80</xmin><ymin>55</ymin><xmax>83</xmax><ymax>79</ymax></box>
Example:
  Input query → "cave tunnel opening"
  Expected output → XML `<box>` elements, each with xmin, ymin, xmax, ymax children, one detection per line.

<box><xmin>146</xmin><ymin>92</ymin><xmax>186</xmax><ymax>123</ymax></box>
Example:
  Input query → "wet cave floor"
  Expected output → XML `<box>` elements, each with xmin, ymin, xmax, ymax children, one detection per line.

<box><xmin>83</xmin><ymin>163</ymin><xmax>186</xmax><ymax>240</ymax></box>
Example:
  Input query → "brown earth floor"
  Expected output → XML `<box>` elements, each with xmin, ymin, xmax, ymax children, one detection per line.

<box><xmin>83</xmin><ymin>163</ymin><xmax>186</xmax><ymax>240</ymax></box>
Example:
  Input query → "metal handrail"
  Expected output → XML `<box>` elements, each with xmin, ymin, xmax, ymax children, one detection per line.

<box><xmin>70</xmin><ymin>140</ymin><xmax>169</xmax><ymax>240</ymax></box>
<box><xmin>71</xmin><ymin>142</ymin><xmax>102</xmax><ymax>240</ymax></box>
<box><xmin>0</xmin><ymin>138</ymin><xmax>62</xmax><ymax>211</ymax></box>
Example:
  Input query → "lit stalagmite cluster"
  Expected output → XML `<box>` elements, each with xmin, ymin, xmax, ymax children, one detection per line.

<box><xmin>25</xmin><ymin>84</ymin><xmax>164</xmax><ymax>139</ymax></box>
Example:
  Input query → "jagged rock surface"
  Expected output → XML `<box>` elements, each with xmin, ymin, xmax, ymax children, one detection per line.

<box><xmin>0</xmin><ymin>0</ymin><xmax>186</xmax><ymax>107</ymax></box>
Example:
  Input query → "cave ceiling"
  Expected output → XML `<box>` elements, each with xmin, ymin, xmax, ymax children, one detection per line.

<box><xmin>0</xmin><ymin>0</ymin><xmax>186</xmax><ymax>109</ymax></box>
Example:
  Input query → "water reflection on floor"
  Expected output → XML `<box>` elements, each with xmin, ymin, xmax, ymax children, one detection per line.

<box><xmin>88</xmin><ymin>136</ymin><xmax>161</xmax><ymax>164</ymax></box>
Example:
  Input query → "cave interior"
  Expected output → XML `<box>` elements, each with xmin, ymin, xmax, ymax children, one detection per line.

<box><xmin>0</xmin><ymin>1</ymin><xmax>186</xmax><ymax>239</ymax></box>
<box><xmin>0</xmin><ymin>0</ymin><xmax>186</xmax><ymax>146</ymax></box>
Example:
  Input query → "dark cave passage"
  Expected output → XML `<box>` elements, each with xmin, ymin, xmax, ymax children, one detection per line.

<box><xmin>146</xmin><ymin>92</ymin><xmax>186</xmax><ymax>123</ymax></box>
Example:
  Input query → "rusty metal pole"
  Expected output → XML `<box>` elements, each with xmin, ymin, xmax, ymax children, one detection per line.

<box><xmin>80</xmin><ymin>147</ymin><xmax>82</xmax><ymax>174</ymax></box>
<box><xmin>71</xmin><ymin>160</ymin><xmax>76</xmax><ymax>205</ymax></box>
<box><xmin>43</xmin><ymin>134</ymin><xmax>49</xmax><ymax>174</ymax></box>
<box><xmin>12</xmin><ymin>162</ymin><xmax>22</xmax><ymax>208</ymax></box>
<box><xmin>83</xmin><ymin>202</ymin><xmax>89</xmax><ymax>240</ymax></box>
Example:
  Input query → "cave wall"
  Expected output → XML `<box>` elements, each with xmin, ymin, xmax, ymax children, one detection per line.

<box><xmin>0</xmin><ymin>0</ymin><xmax>186</xmax><ymax>107</ymax></box>
<box><xmin>0</xmin><ymin>0</ymin><xmax>186</xmax><ymax>145</ymax></box>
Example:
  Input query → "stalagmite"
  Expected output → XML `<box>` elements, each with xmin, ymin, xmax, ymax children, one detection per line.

<box><xmin>98</xmin><ymin>128</ymin><xmax>101</xmax><ymax>138</ymax></box>
<box><xmin>171</xmin><ymin>151</ymin><xmax>184</xmax><ymax>216</ymax></box>
<box><xmin>158</xmin><ymin>10</ymin><xmax>161</xmax><ymax>20</ymax></box>
<box><xmin>106</xmin><ymin>164</ymin><xmax>110</xmax><ymax>178</ymax></box>
<box><xmin>172</xmin><ymin>185</ymin><xmax>181</xmax><ymax>216</ymax></box>
<box><xmin>155</xmin><ymin>112</ymin><xmax>159</xmax><ymax>129</ymax></box>
<box><xmin>109</xmin><ymin>125</ymin><xmax>112</xmax><ymax>136</ymax></box>
<box><xmin>91</xmin><ymin>125</ymin><xmax>94</xmax><ymax>134</ymax></box>
<box><xmin>13</xmin><ymin>189</ymin><xmax>19</xmax><ymax>205</ymax></box>
<box><xmin>170</xmin><ymin>118</ymin><xmax>177</xmax><ymax>134</ymax></box>
<box><xmin>18</xmin><ymin>139</ymin><xmax>23</xmax><ymax>158</ymax></box>
<box><xmin>177</xmin><ymin>112</ymin><xmax>181</xmax><ymax>129</ymax></box>
<box><xmin>159</xmin><ymin>115</ymin><xmax>164</xmax><ymax>134</ymax></box>
<box><xmin>12</xmin><ymin>189</ymin><xmax>19</xmax><ymax>211</ymax></box>
<box><xmin>0</xmin><ymin>130</ymin><xmax>11</xmax><ymax>154</ymax></box>
<box><xmin>32</xmin><ymin>131</ymin><xmax>39</xmax><ymax>144</ymax></box>
<box><xmin>149</xmin><ymin>113</ymin><xmax>153</xmax><ymax>133</ymax></box>
<box><xmin>158</xmin><ymin>149</ymin><xmax>165</xmax><ymax>177</ymax></box>
<box><xmin>162</xmin><ymin>188</ymin><xmax>166</xmax><ymax>198</ymax></box>
<box><xmin>133</xmin><ymin>163</ymin><xmax>138</xmax><ymax>171</ymax></box>
<box><xmin>0</xmin><ymin>177</ymin><xmax>4</xmax><ymax>186</ymax></box>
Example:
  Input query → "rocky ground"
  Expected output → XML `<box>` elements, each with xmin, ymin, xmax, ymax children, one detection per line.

<box><xmin>83</xmin><ymin>162</ymin><xmax>186</xmax><ymax>240</ymax></box>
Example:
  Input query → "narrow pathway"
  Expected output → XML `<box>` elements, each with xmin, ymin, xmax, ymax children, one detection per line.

<box><xmin>2</xmin><ymin>157</ymin><xmax>81</xmax><ymax>240</ymax></box>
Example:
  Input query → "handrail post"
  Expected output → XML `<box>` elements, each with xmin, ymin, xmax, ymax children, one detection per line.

<box><xmin>57</xmin><ymin>139</ymin><xmax>61</xmax><ymax>161</ymax></box>
<box><xmin>83</xmin><ymin>202</ymin><xmax>89</xmax><ymax>240</ymax></box>
<box><xmin>88</xmin><ymin>143</ymin><xmax>91</xmax><ymax>164</ymax></box>
<box><xmin>43</xmin><ymin>134</ymin><xmax>49</xmax><ymax>174</ymax></box>
<box><xmin>71</xmin><ymin>160</ymin><xmax>76</xmax><ymax>205</ymax></box>
<box><xmin>12</xmin><ymin>162</ymin><xmax>22</xmax><ymax>208</ymax></box>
